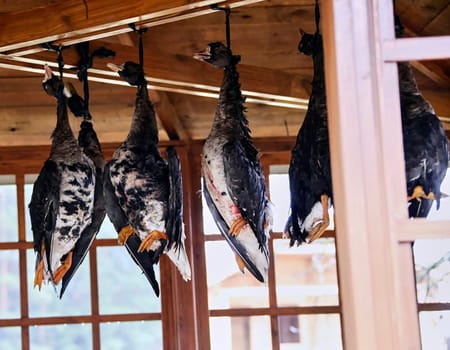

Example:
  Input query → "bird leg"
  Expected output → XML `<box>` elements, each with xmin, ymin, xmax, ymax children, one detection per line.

<box><xmin>235</xmin><ymin>254</ymin><xmax>246</xmax><ymax>273</ymax></box>
<box><xmin>52</xmin><ymin>251</ymin><xmax>73</xmax><ymax>285</ymax></box>
<box><xmin>229</xmin><ymin>217</ymin><xmax>247</xmax><ymax>236</ymax></box>
<box><xmin>34</xmin><ymin>243</ymin><xmax>46</xmax><ymax>290</ymax></box>
<box><xmin>138</xmin><ymin>230</ymin><xmax>168</xmax><ymax>253</ymax></box>
<box><xmin>118</xmin><ymin>225</ymin><xmax>134</xmax><ymax>245</ymax></box>
<box><xmin>408</xmin><ymin>186</ymin><xmax>435</xmax><ymax>201</ymax></box>
<box><xmin>308</xmin><ymin>194</ymin><xmax>330</xmax><ymax>243</ymax></box>
<box><xmin>34</xmin><ymin>243</ymin><xmax>45</xmax><ymax>290</ymax></box>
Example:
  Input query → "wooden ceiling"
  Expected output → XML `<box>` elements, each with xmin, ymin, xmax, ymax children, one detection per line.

<box><xmin>0</xmin><ymin>0</ymin><xmax>449</xmax><ymax>147</ymax></box>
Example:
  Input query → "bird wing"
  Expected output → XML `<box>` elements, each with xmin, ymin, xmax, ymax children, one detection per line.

<box><xmin>202</xmin><ymin>177</ymin><xmax>265</xmax><ymax>282</ymax></box>
<box><xmin>103</xmin><ymin>162</ymin><xmax>160</xmax><ymax>296</ymax></box>
<box><xmin>60</xmin><ymin>121</ymin><xmax>106</xmax><ymax>298</ymax></box>
<box><xmin>29</xmin><ymin>160</ymin><xmax>61</xmax><ymax>271</ymax></box>
<box><xmin>223</xmin><ymin>141</ymin><xmax>268</xmax><ymax>252</ymax></box>
<box><xmin>60</xmin><ymin>166</ymin><xmax>106</xmax><ymax>298</ymax></box>
<box><xmin>165</xmin><ymin>146</ymin><xmax>183</xmax><ymax>249</ymax></box>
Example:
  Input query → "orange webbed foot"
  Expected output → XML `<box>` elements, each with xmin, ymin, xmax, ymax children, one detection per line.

<box><xmin>235</xmin><ymin>254</ymin><xmax>246</xmax><ymax>273</ymax></box>
<box><xmin>34</xmin><ymin>260</ymin><xmax>44</xmax><ymax>290</ymax></box>
<box><xmin>308</xmin><ymin>194</ymin><xmax>330</xmax><ymax>243</ymax></box>
<box><xmin>118</xmin><ymin>225</ymin><xmax>134</xmax><ymax>245</ymax></box>
<box><xmin>229</xmin><ymin>217</ymin><xmax>247</xmax><ymax>236</ymax></box>
<box><xmin>138</xmin><ymin>230</ymin><xmax>168</xmax><ymax>253</ymax></box>
<box><xmin>52</xmin><ymin>251</ymin><xmax>73</xmax><ymax>285</ymax></box>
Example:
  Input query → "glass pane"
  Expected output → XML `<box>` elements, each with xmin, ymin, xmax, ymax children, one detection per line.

<box><xmin>210</xmin><ymin>316</ymin><xmax>271</xmax><ymax>350</ymax></box>
<box><xmin>268</xmin><ymin>170</ymin><xmax>335</xmax><ymax>233</ymax></box>
<box><xmin>0</xmin><ymin>327</ymin><xmax>21</xmax><ymax>350</ymax></box>
<box><xmin>100</xmin><ymin>321</ymin><xmax>162</xmax><ymax>349</ymax></box>
<box><xmin>24</xmin><ymin>181</ymin><xmax>34</xmax><ymax>242</ymax></box>
<box><xmin>202</xmin><ymin>188</ymin><xmax>220</xmax><ymax>235</ymax></box>
<box><xmin>414</xmin><ymin>239</ymin><xmax>450</xmax><ymax>303</ymax></box>
<box><xmin>426</xmin><ymin>170</ymin><xmax>450</xmax><ymax>221</ymax></box>
<box><xmin>27</xmin><ymin>249</ymin><xmax>91</xmax><ymax>317</ymax></box>
<box><xmin>274</xmin><ymin>238</ymin><xmax>339</xmax><ymax>307</ymax></box>
<box><xmin>0</xmin><ymin>175</ymin><xmax>18</xmax><ymax>242</ymax></box>
<box><xmin>30</xmin><ymin>324</ymin><xmax>92</xmax><ymax>350</ymax></box>
<box><xmin>97</xmin><ymin>246</ymin><xmax>161</xmax><ymax>314</ymax></box>
<box><xmin>419</xmin><ymin>311</ymin><xmax>450</xmax><ymax>350</ymax></box>
<box><xmin>97</xmin><ymin>216</ymin><xmax>117</xmax><ymax>239</ymax></box>
<box><xmin>0</xmin><ymin>250</ymin><xmax>20</xmax><ymax>319</ymax></box>
<box><xmin>278</xmin><ymin>314</ymin><xmax>342</xmax><ymax>350</ymax></box>
<box><xmin>205</xmin><ymin>241</ymin><xmax>269</xmax><ymax>309</ymax></box>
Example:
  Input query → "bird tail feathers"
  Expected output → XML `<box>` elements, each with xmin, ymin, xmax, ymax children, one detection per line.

<box><xmin>166</xmin><ymin>242</ymin><xmax>192</xmax><ymax>281</ymax></box>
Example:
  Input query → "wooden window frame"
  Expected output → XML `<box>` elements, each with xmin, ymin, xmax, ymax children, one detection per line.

<box><xmin>1</xmin><ymin>1</ymin><xmax>450</xmax><ymax>349</ymax></box>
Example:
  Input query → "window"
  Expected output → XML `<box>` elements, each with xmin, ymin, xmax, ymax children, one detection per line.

<box><xmin>0</xmin><ymin>162</ymin><xmax>163</xmax><ymax>350</ymax></box>
<box><xmin>202</xmin><ymin>156</ymin><xmax>343</xmax><ymax>350</ymax></box>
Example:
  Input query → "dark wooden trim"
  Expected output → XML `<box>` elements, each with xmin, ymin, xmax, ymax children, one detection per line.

<box><xmin>209</xmin><ymin>305</ymin><xmax>342</xmax><ymax>317</ymax></box>
<box><xmin>0</xmin><ymin>313</ymin><xmax>162</xmax><ymax>327</ymax></box>
<box><xmin>417</xmin><ymin>303</ymin><xmax>450</xmax><ymax>311</ymax></box>
<box><xmin>186</xmin><ymin>142</ymin><xmax>211</xmax><ymax>350</ymax></box>
<box><xmin>89</xmin><ymin>248</ymin><xmax>100</xmax><ymax>350</ymax></box>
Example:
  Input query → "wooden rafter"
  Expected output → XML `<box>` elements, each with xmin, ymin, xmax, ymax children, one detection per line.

<box><xmin>0</xmin><ymin>0</ymin><xmax>264</xmax><ymax>53</ymax></box>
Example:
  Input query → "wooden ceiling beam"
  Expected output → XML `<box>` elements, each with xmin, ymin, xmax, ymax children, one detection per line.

<box><xmin>0</xmin><ymin>43</ymin><xmax>310</xmax><ymax>106</ymax></box>
<box><xmin>0</xmin><ymin>0</ymin><xmax>263</xmax><ymax>53</ymax></box>
<box><xmin>150</xmin><ymin>90</ymin><xmax>190</xmax><ymax>141</ymax></box>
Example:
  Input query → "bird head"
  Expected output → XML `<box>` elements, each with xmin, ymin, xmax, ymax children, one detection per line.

<box><xmin>298</xmin><ymin>29</ymin><xmax>322</xmax><ymax>56</ymax></box>
<box><xmin>107</xmin><ymin>61</ymin><xmax>146</xmax><ymax>86</ymax></box>
<box><xmin>42</xmin><ymin>64</ymin><xmax>66</xmax><ymax>98</ymax></box>
<box><xmin>193</xmin><ymin>42</ymin><xmax>240</xmax><ymax>68</ymax></box>
<box><xmin>394</xmin><ymin>15</ymin><xmax>404</xmax><ymax>38</ymax></box>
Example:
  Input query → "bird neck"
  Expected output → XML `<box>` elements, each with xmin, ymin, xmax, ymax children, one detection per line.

<box><xmin>127</xmin><ymin>84</ymin><xmax>159</xmax><ymax>146</ymax></box>
<box><xmin>215</xmin><ymin>63</ymin><xmax>246</xmax><ymax>127</ymax></box>
<box><xmin>311</xmin><ymin>49</ymin><xmax>326</xmax><ymax>94</ymax></box>
<box><xmin>398</xmin><ymin>61</ymin><xmax>435</xmax><ymax>117</ymax></box>
<box><xmin>52</xmin><ymin>97</ymin><xmax>76</xmax><ymax>149</ymax></box>
<box><xmin>397</xmin><ymin>62</ymin><xmax>419</xmax><ymax>94</ymax></box>
<box><xmin>78</xmin><ymin>120</ymin><xmax>105</xmax><ymax>169</ymax></box>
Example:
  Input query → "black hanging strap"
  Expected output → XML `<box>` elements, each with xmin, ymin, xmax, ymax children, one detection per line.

<box><xmin>40</xmin><ymin>42</ymin><xmax>71</xmax><ymax>80</ymax></box>
<box><xmin>211</xmin><ymin>4</ymin><xmax>231</xmax><ymax>50</ymax></box>
<box><xmin>75</xmin><ymin>42</ymin><xmax>115</xmax><ymax>119</ymax></box>
<box><xmin>129</xmin><ymin>23</ymin><xmax>148</xmax><ymax>69</ymax></box>
<box><xmin>314</xmin><ymin>0</ymin><xmax>320</xmax><ymax>34</ymax></box>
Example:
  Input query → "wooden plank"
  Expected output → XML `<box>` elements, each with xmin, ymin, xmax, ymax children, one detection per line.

<box><xmin>13</xmin><ymin>41</ymin><xmax>310</xmax><ymax>100</ymax></box>
<box><xmin>172</xmin><ymin>147</ymin><xmax>198</xmax><ymax>350</ymax></box>
<box><xmin>186</xmin><ymin>142</ymin><xmax>211</xmax><ymax>350</ymax></box>
<box><xmin>383</xmin><ymin>36</ymin><xmax>450</xmax><ymax>62</ymax></box>
<box><xmin>0</xmin><ymin>0</ymin><xmax>55</xmax><ymax>14</ymax></box>
<box><xmin>151</xmin><ymin>91</ymin><xmax>189</xmax><ymax>140</ymax></box>
<box><xmin>0</xmin><ymin>0</ymin><xmax>263</xmax><ymax>52</ymax></box>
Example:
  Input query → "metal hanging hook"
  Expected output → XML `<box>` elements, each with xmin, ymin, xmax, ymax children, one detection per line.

<box><xmin>211</xmin><ymin>4</ymin><xmax>231</xmax><ymax>51</ymax></box>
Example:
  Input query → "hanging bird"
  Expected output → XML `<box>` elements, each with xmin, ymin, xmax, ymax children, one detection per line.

<box><xmin>193</xmin><ymin>42</ymin><xmax>273</xmax><ymax>283</ymax></box>
<box><xmin>29</xmin><ymin>65</ymin><xmax>96</xmax><ymax>295</ymax></box>
<box><xmin>395</xmin><ymin>17</ymin><xmax>449</xmax><ymax>218</ymax></box>
<box><xmin>59</xmin><ymin>81</ymin><xmax>106</xmax><ymax>298</ymax></box>
<box><xmin>104</xmin><ymin>61</ymin><xmax>191</xmax><ymax>296</ymax></box>
<box><xmin>284</xmin><ymin>29</ymin><xmax>332</xmax><ymax>246</ymax></box>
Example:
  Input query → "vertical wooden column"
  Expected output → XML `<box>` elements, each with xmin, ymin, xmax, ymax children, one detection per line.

<box><xmin>16</xmin><ymin>173</ymin><xmax>30</xmax><ymax>350</ymax></box>
<box><xmin>160</xmin><ymin>141</ymin><xmax>207</xmax><ymax>350</ymax></box>
<box><xmin>321</xmin><ymin>0</ymin><xmax>420</xmax><ymax>349</ymax></box>
<box><xmin>186</xmin><ymin>141</ymin><xmax>211</xmax><ymax>350</ymax></box>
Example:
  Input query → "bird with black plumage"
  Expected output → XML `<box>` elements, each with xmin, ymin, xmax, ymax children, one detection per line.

<box><xmin>104</xmin><ymin>61</ymin><xmax>191</xmax><ymax>296</ymax></box>
<box><xmin>194</xmin><ymin>42</ymin><xmax>273</xmax><ymax>283</ymax></box>
<box><xmin>30</xmin><ymin>65</ymin><xmax>96</xmax><ymax>296</ymax></box>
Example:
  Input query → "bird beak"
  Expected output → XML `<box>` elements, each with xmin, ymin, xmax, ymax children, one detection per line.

<box><xmin>193</xmin><ymin>46</ymin><xmax>211</xmax><ymax>62</ymax></box>
<box><xmin>107</xmin><ymin>62</ymin><xmax>124</xmax><ymax>73</ymax></box>
<box><xmin>43</xmin><ymin>64</ymin><xmax>53</xmax><ymax>82</ymax></box>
